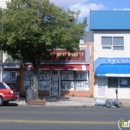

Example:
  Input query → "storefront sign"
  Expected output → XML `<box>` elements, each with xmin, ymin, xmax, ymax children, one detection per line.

<box><xmin>94</xmin><ymin>58</ymin><xmax>130</xmax><ymax>71</ymax></box>
<box><xmin>42</xmin><ymin>50</ymin><xmax>85</xmax><ymax>61</ymax></box>
<box><xmin>107</xmin><ymin>59</ymin><xmax>129</xmax><ymax>64</ymax></box>
<box><xmin>41</xmin><ymin>48</ymin><xmax>90</xmax><ymax>64</ymax></box>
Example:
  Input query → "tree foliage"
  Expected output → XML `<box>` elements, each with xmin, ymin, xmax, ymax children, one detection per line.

<box><xmin>0</xmin><ymin>0</ymin><xmax>87</xmax><ymax>99</ymax></box>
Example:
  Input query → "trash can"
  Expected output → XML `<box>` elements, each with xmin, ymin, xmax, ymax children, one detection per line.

<box><xmin>105</xmin><ymin>99</ymin><xmax>114</xmax><ymax>108</ymax></box>
<box><xmin>95</xmin><ymin>99</ymin><xmax>106</xmax><ymax>106</ymax></box>
<box><xmin>26</xmin><ymin>88</ymin><xmax>34</xmax><ymax>101</ymax></box>
<box><xmin>113</xmin><ymin>100</ymin><xmax>122</xmax><ymax>108</ymax></box>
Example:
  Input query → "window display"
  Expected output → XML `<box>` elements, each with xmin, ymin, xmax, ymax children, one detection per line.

<box><xmin>23</xmin><ymin>81</ymin><xmax>34</xmax><ymax>89</ymax></box>
<box><xmin>38</xmin><ymin>71</ymin><xmax>50</xmax><ymax>90</ymax></box>
<box><xmin>62</xmin><ymin>71</ymin><xmax>73</xmax><ymax>80</ymax></box>
<box><xmin>23</xmin><ymin>71</ymin><xmax>34</xmax><ymax>81</ymax></box>
<box><xmin>38</xmin><ymin>81</ymin><xmax>50</xmax><ymax>90</ymax></box>
<box><xmin>23</xmin><ymin>71</ymin><xmax>34</xmax><ymax>89</ymax></box>
<box><xmin>75</xmin><ymin>81</ymin><xmax>89</xmax><ymax>90</ymax></box>
<box><xmin>76</xmin><ymin>71</ymin><xmax>88</xmax><ymax>80</ymax></box>
<box><xmin>51</xmin><ymin>82</ymin><xmax>59</xmax><ymax>95</ymax></box>
<box><xmin>61</xmin><ymin>81</ymin><xmax>74</xmax><ymax>90</ymax></box>
<box><xmin>52</xmin><ymin>76</ymin><xmax>58</xmax><ymax>81</ymax></box>
<box><xmin>61</xmin><ymin>71</ymin><xmax>89</xmax><ymax>90</ymax></box>
<box><xmin>38</xmin><ymin>71</ymin><xmax>49</xmax><ymax>80</ymax></box>
<box><xmin>23</xmin><ymin>71</ymin><xmax>50</xmax><ymax>90</ymax></box>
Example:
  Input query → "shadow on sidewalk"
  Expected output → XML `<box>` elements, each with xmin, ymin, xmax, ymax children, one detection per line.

<box><xmin>40</xmin><ymin>96</ymin><xmax>70</xmax><ymax>103</ymax></box>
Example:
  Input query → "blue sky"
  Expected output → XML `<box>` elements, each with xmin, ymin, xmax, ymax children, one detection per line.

<box><xmin>49</xmin><ymin>0</ymin><xmax>130</xmax><ymax>30</ymax></box>
<box><xmin>1</xmin><ymin>0</ymin><xmax>130</xmax><ymax>29</ymax></box>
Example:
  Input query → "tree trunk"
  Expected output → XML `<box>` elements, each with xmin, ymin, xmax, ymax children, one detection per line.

<box><xmin>32</xmin><ymin>63</ymin><xmax>39</xmax><ymax>100</ymax></box>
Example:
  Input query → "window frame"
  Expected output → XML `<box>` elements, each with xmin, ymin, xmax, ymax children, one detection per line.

<box><xmin>11</xmin><ymin>71</ymin><xmax>17</xmax><ymax>80</ymax></box>
<box><xmin>108</xmin><ymin>77</ymin><xmax>130</xmax><ymax>88</ymax></box>
<box><xmin>101</xmin><ymin>36</ymin><xmax>124</xmax><ymax>50</ymax></box>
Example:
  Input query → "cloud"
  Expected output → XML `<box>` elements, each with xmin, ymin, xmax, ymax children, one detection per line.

<box><xmin>70</xmin><ymin>3</ymin><xmax>106</xmax><ymax>18</ymax></box>
<box><xmin>114</xmin><ymin>8</ymin><xmax>130</xmax><ymax>10</ymax></box>
<box><xmin>50</xmin><ymin>0</ymin><xmax>87</xmax><ymax>7</ymax></box>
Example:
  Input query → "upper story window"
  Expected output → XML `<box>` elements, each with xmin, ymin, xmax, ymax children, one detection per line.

<box><xmin>101</xmin><ymin>37</ymin><xmax>124</xmax><ymax>50</ymax></box>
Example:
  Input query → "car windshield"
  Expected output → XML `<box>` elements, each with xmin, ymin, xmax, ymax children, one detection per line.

<box><xmin>3</xmin><ymin>83</ymin><xmax>10</xmax><ymax>89</ymax></box>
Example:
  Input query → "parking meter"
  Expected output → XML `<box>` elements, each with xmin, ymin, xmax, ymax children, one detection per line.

<box><xmin>115</xmin><ymin>89</ymin><xmax>118</xmax><ymax>100</ymax></box>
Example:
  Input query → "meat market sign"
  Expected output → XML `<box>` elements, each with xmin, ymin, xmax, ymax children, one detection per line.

<box><xmin>41</xmin><ymin>48</ymin><xmax>90</xmax><ymax>64</ymax></box>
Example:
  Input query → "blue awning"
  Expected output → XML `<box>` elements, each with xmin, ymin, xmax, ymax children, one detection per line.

<box><xmin>95</xmin><ymin>64</ymin><xmax>130</xmax><ymax>77</ymax></box>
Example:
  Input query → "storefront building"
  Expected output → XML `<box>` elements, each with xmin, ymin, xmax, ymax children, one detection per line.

<box><xmin>94</xmin><ymin>58</ymin><xmax>130</xmax><ymax>99</ymax></box>
<box><xmin>89</xmin><ymin>10</ymin><xmax>130</xmax><ymax>99</ymax></box>
<box><xmin>2</xmin><ymin>54</ymin><xmax>22</xmax><ymax>93</ymax></box>
<box><xmin>21</xmin><ymin>44</ymin><xmax>94</xmax><ymax>97</ymax></box>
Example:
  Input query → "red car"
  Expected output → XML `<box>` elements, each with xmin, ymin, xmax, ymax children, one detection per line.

<box><xmin>0</xmin><ymin>82</ymin><xmax>19</xmax><ymax>106</ymax></box>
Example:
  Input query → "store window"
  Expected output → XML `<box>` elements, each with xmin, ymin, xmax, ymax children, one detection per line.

<box><xmin>61</xmin><ymin>71</ymin><xmax>74</xmax><ymax>90</ymax></box>
<box><xmin>108</xmin><ymin>77</ymin><xmax>130</xmax><ymax>88</ymax></box>
<box><xmin>23</xmin><ymin>71</ymin><xmax>50</xmax><ymax>90</ymax></box>
<box><xmin>108</xmin><ymin>77</ymin><xmax>118</xmax><ymax>88</ymax></box>
<box><xmin>23</xmin><ymin>71</ymin><xmax>34</xmax><ymax>89</ymax></box>
<box><xmin>38</xmin><ymin>71</ymin><xmax>50</xmax><ymax>90</ymax></box>
<box><xmin>3</xmin><ymin>71</ymin><xmax>11</xmax><ymax>83</ymax></box>
<box><xmin>61</xmin><ymin>71</ymin><xmax>89</xmax><ymax>90</ymax></box>
<box><xmin>120</xmin><ymin>77</ymin><xmax>130</xmax><ymax>88</ymax></box>
<box><xmin>3</xmin><ymin>71</ymin><xmax>17</xmax><ymax>83</ymax></box>
<box><xmin>75</xmin><ymin>71</ymin><xmax>89</xmax><ymax>90</ymax></box>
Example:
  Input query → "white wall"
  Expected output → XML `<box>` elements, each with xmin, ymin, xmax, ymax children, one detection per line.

<box><xmin>94</xmin><ymin>31</ymin><xmax>130</xmax><ymax>98</ymax></box>
<box><xmin>106</xmin><ymin>88</ymin><xmax>130</xmax><ymax>99</ymax></box>
<box><xmin>94</xmin><ymin>77</ymin><xmax>130</xmax><ymax>99</ymax></box>
<box><xmin>94</xmin><ymin>31</ymin><xmax>130</xmax><ymax>60</ymax></box>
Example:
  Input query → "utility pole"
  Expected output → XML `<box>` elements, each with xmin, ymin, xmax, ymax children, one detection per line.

<box><xmin>1</xmin><ymin>9</ymin><xmax>3</xmax><ymax>82</ymax></box>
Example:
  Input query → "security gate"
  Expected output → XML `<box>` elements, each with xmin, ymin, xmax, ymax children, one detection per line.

<box><xmin>50</xmin><ymin>71</ymin><xmax>60</xmax><ymax>96</ymax></box>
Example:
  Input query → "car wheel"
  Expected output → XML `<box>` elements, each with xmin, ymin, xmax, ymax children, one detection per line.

<box><xmin>3</xmin><ymin>101</ymin><xmax>9</xmax><ymax>106</ymax></box>
<box><xmin>0</xmin><ymin>97</ymin><xmax>3</xmax><ymax>106</ymax></box>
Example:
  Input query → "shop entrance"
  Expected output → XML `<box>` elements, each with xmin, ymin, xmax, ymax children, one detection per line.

<box><xmin>50</xmin><ymin>71</ymin><xmax>60</xmax><ymax>96</ymax></box>
<box><xmin>97</xmin><ymin>77</ymin><xmax>106</xmax><ymax>97</ymax></box>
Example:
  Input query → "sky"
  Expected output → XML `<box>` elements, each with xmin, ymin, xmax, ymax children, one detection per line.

<box><xmin>0</xmin><ymin>0</ymin><xmax>130</xmax><ymax>29</ymax></box>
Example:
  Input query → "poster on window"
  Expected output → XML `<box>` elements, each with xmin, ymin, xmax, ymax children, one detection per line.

<box><xmin>61</xmin><ymin>81</ymin><xmax>74</xmax><ymax>90</ymax></box>
<box><xmin>52</xmin><ymin>76</ymin><xmax>59</xmax><ymax>81</ymax></box>
<box><xmin>23</xmin><ymin>81</ymin><xmax>34</xmax><ymax>90</ymax></box>
<box><xmin>38</xmin><ymin>71</ymin><xmax>49</xmax><ymax>80</ymax></box>
<box><xmin>51</xmin><ymin>82</ymin><xmax>59</xmax><ymax>95</ymax></box>
<box><xmin>23</xmin><ymin>71</ymin><xmax>34</xmax><ymax>81</ymax></box>
<box><xmin>62</xmin><ymin>71</ymin><xmax>73</xmax><ymax>80</ymax></box>
<box><xmin>38</xmin><ymin>81</ymin><xmax>50</xmax><ymax>90</ymax></box>
<box><xmin>120</xmin><ymin>78</ymin><xmax>128</xmax><ymax>86</ymax></box>
<box><xmin>76</xmin><ymin>71</ymin><xmax>88</xmax><ymax>80</ymax></box>
<box><xmin>75</xmin><ymin>81</ymin><xmax>89</xmax><ymax>90</ymax></box>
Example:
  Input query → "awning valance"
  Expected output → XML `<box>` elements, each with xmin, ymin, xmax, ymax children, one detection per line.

<box><xmin>95</xmin><ymin>64</ymin><xmax>130</xmax><ymax>77</ymax></box>
<box><xmin>24</xmin><ymin>64</ymin><xmax>89</xmax><ymax>71</ymax></box>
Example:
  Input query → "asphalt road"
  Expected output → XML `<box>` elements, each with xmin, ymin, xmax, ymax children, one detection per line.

<box><xmin>0</xmin><ymin>105</ymin><xmax>130</xmax><ymax>130</ymax></box>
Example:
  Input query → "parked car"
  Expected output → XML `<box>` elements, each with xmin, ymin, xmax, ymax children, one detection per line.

<box><xmin>0</xmin><ymin>82</ymin><xmax>19</xmax><ymax>106</ymax></box>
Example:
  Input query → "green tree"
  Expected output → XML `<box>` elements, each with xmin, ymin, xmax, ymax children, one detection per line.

<box><xmin>0</xmin><ymin>0</ymin><xmax>87</xmax><ymax>99</ymax></box>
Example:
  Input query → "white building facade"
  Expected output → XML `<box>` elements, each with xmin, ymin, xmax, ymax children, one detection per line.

<box><xmin>90</xmin><ymin>11</ymin><xmax>130</xmax><ymax>99</ymax></box>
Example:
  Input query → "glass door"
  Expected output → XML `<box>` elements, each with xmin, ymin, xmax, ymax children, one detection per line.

<box><xmin>50</xmin><ymin>71</ymin><xmax>59</xmax><ymax>96</ymax></box>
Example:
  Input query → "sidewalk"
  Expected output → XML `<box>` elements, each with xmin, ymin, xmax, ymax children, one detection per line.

<box><xmin>12</xmin><ymin>97</ymin><xmax>95</xmax><ymax>107</ymax></box>
<box><xmin>11</xmin><ymin>96</ymin><xmax>130</xmax><ymax>108</ymax></box>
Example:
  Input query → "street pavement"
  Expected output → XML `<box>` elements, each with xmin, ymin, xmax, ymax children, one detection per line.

<box><xmin>10</xmin><ymin>96</ymin><xmax>130</xmax><ymax>108</ymax></box>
